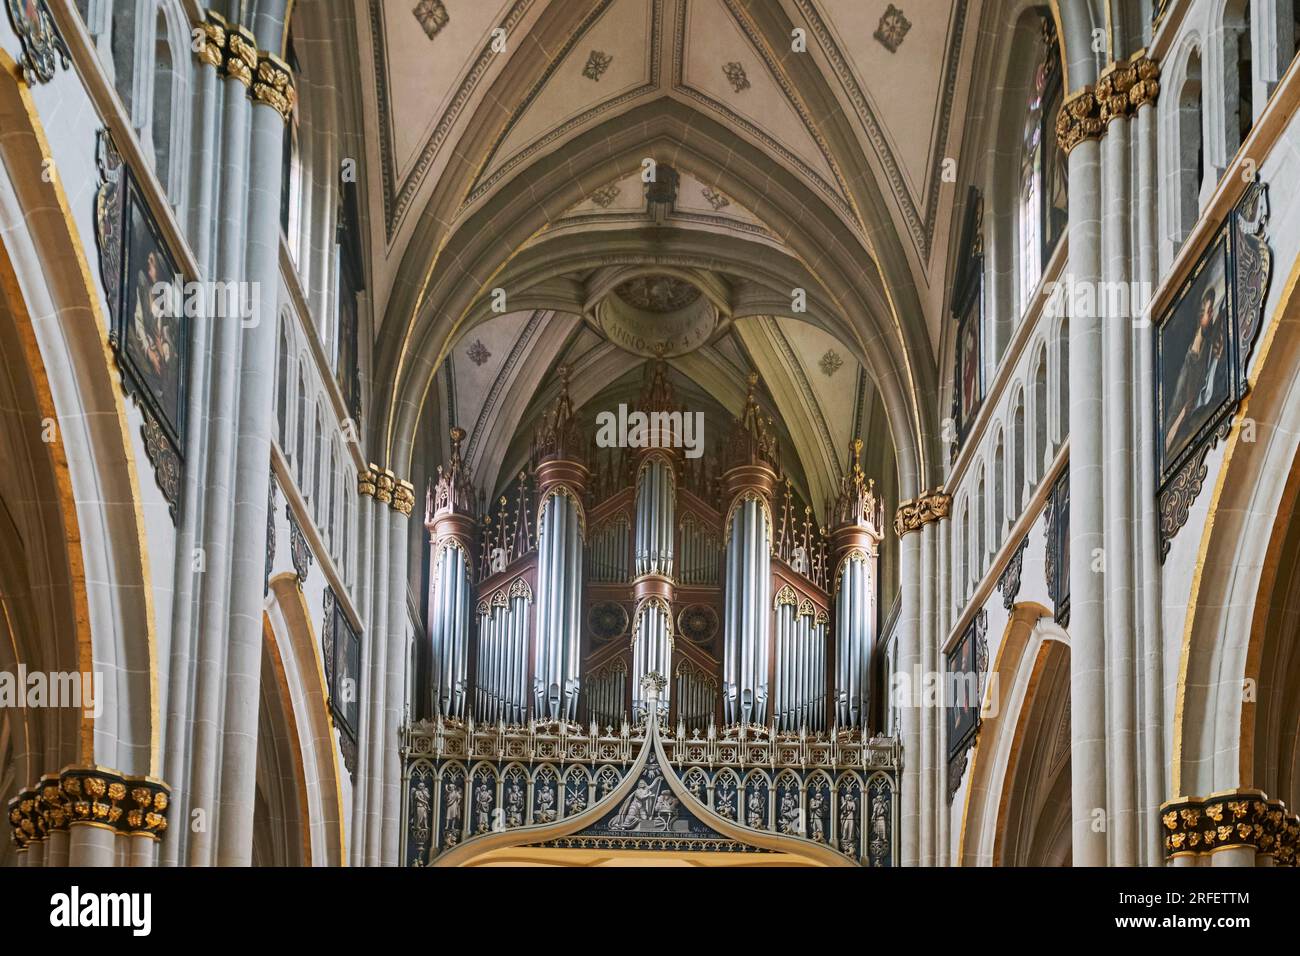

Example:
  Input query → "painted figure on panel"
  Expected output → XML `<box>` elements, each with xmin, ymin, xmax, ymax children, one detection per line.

<box><xmin>1163</xmin><ymin>269</ymin><xmax>1231</xmax><ymax>461</ymax></box>
<box><xmin>124</xmin><ymin>197</ymin><xmax>185</xmax><ymax>434</ymax></box>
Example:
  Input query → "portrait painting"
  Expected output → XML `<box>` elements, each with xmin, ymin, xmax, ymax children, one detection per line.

<box><xmin>945</xmin><ymin>623</ymin><xmax>979</xmax><ymax>758</ymax></box>
<box><xmin>120</xmin><ymin>178</ymin><xmax>188</xmax><ymax>447</ymax></box>
<box><xmin>1155</xmin><ymin>232</ymin><xmax>1235</xmax><ymax>484</ymax></box>
<box><xmin>332</xmin><ymin>604</ymin><xmax>362</xmax><ymax>736</ymax></box>
<box><xmin>955</xmin><ymin>292</ymin><xmax>983</xmax><ymax>441</ymax></box>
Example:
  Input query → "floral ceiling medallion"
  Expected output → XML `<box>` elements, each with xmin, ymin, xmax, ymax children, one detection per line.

<box><xmin>874</xmin><ymin>4</ymin><xmax>912</xmax><ymax>54</ymax></box>
<box><xmin>819</xmin><ymin>350</ymin><xmax>844</xmax><ymax>377</ymax></box>
<box><xmin>722</xmin><ymin>61</ymin><xmax>751</xmax><ymax>93</ymax></box>
<box><xmin>412</xmin><ymin>0</ymin><xmax>449</xmax><ymax>40</ymax></box>
<box><xmin>583</xmin><ymin>50</ymin><xmax>613</xmax><ymax>81</ymax></box>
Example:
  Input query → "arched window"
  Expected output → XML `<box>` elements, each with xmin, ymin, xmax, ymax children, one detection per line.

<box><xmin>312</xmin><ymin>406</ymin><xmax>324</xmax><ymax>509</ymax></box>
<box><xmin>280</xmin><ymin>31</ymin><xmax>303</xmax><ymax>261</ymax></box>
<box><xmin>342</xmin><ymin>474</ymin><xmax>352</xmax><ymax>585</ymax></box>
<box><xmin>327</xmin><ymin>442</ymin><xmax>338</xmax><ymax>550</ymax></box>
<box><xmin>1012</xmin><ymin>391</ymin><xmax>1027</xmax><ymax>512</ymax></box>
<box><xmin>295</xmin><ymin>364</ymin><xmax>308</xmax><ymax>485</ymax></box>
<box><xmin>1017</xmin><ymin>12</ymin><xmax>1066</xmax><ymax>311</ymax></box>
<box><xmin>1055</xmin><ymin>319</ymin><xmax>1070</xmax><ymax>450</ymax></box>
<box><xmin>992</xmin><ymin>432</ymin><xmax>1006</xmax><ymax>541</ymax></box>
<box><xmin>955</xmin><ymin>500</ymin><xmax>967</xmax><ymax>607</ymax></box>
<box><xmin>975</xmin><ymin>466</ymin><xmax>987</xmax><ymax>575</ymax></box>
<box><xmin>1175</xmin><ymin>47</ymin><xmax>1204</xmax><ymax>244</ymax></box>
<box><xmin>1032</xmin><ymin>346</ymin><xmax>1049</xmax><ymax>479</ymax></box>
<box><xmin>151</xmin><ymin>9</ymin><xmax>174</xmax><ymax>187</ymax></box>
<box><xmin>276</xmin><ymin>325</ymin><xmax>290</xmax><ymax>446</ymax></box>
<box><xmin>1224</xmin><ymin>1</ymin><xmax>1255</xmax><ymax>158</ymax></box>
<box><xmin>110</xmin><ymin>4</ymin><xmax>137</xmax><ymax>116</ymax></box>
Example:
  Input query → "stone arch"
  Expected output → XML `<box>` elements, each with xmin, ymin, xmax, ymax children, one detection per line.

<box><xmin>1174</xmin><ymin>251</ymin><xmax>1300</xmax><ymax>796</ymax></box>
<box><xmin>263</xmin><ymin>574</ymin><xmax>347</xmax><ymax>865</ymax></box>
<box><xmin>0</xmin><ymin>53</ymin><xmax>158</xmax><ymax>776</ymax></box>
<box><xmin>958</xmin><ymin>603</ymin><xmax>1069</xmax><ymax>865</ymax></box>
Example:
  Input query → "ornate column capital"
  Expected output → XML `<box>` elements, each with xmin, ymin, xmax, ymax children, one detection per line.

<box><xmin>252</xmin><ymin>51</ymin><xmax>297</xmax><ymax>121</ymax></box>
<box><xmin>195</xmin><ymin>11</ymin><xmax>227</xmax><ymax>69</ymax></box>
<box><xmin>374</xmin><ymin>467</ymin><xmax>395</xmax><ymax>505</ymax></box>
<box><xmin>1055</xmin><ymin>87</ymin><xmax>1104</xmax><ymax>154</ymax></box>
<box><xmin>1097</xmin><ymin>60</ymin><xmax>1139</xmax><ymax>125</ymax></box>
<box><xmin>1159</xmin><ymin>789</ymin><xmax>1299</xmax><ymax>864</ymax></box>
<box><xmin>391</xmin><ymin>479</ymin><xmax>416</xmax><ymax>517</ymax></box>
<box><xmin>1128</xmin><ymin>53</ymin><xmax>1161</xmax><ymax>110</ymax></box>
<box><xmin>221</xmin><ymin>24</ymin><xmax>258</xmax><ymax>87</ymax></box>
<box><xmin>358</xmin><ymin>467</ymin><xmax>378</xmax><ymax>498</ymax></box>
<box><xmin>894</xmin><ymin>489</ymin><xmax>951</xmax><ymax>538</ymax></box>
<box><xmin>8</xmin><ymin>768</ymin><xmax>172</xmax><ymax>846</ymax></box>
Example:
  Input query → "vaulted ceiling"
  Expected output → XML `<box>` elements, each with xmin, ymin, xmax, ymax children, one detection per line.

<box><xmin>355</xmin><ymin>0</ymin><xmax>979</xmax><ymax>503</ymax></box>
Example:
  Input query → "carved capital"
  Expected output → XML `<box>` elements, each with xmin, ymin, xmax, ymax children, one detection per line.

<box><xmin>375</xmin><ymin>469</ymin><xmax>395</xmax><ymax>505</ymax></box>
<box><xmin>1159</xmin><ymin>790</ymin><xmax>1299</xmax><ymax>862</ymax></box>
<box><xmin>358</xmin><ymin>467</ymin><xmax>377</xmax><ymax>498</ymax></box>
<box><xmin>894</xmin><ymin>489</ymin><xmax>951</xmax><ymax>538</ymax></box>
<box><xmin>222</xmin><ymin>25</ymin><xmax>258</xmax><ymax>87</ymax></box>
<box><xmin>196</xmin><ymin>12</ymin><xmax>227</xmax><ymax>69</ymax></box>
<box><xmin>1129</xmin><ymin>53</ymin><xmax>1161</xmax><ymax>110</ymax></box>
<box><xmin>252</xmin><ymin>52</ymin><xmax>296</xmax><ymax>121</ymax></box>
<box><xmin>1097</xmin><ymin>61</ymin><xmax>1138</xmax><ymax>125</ymax></box>
<box><xmin>1055</xmin><ymin>87</ymin><xmax>1103</xmax><ymax>154</ymax></box>
<box><xmin>392</xmin><ymin>479</ymin><xmax>416</xmax><ymax>517</ymax></box>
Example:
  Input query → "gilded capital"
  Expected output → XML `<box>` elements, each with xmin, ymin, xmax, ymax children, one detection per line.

<box><xmin>375</xmin><ymin>469</ymin><xmax>395</xmax><ymax>505</ymax></box>
<box><xmin>1055</xmin><ymin>87</ymin><xmax>1103</xmax><ymax>154</ymax></box>
<box><xmin>252</xmin><ymin>52</ymin><xmax>296</xmax><ymax>121</ymax></box>
<box><xmin>894</xmin><ymin>489</ymin><xmax>952</xmax><ymax>538</ymax></box>
<box><xmin>392</xmin><ymin>479</ymin><xmax>416</xmax><ymax>517</ymax></box>
<box><xmin>358</xmin><ymin>467</ymin><xmax>377</xmax><ymax>498</ymax></box>
<box><xmin>1129</xmin><ymin>53</ymin><xmax>1161</xmax><ymax>110</ymax></box>
<box><xmin>1097</xmin><ymin>61</ymin><xmax>1138</xmax><ymax>125</ymax></box>
<box><xmin>222</xmin><ymin>25</ymin><xmax>258</xmax><ymax>88</ymax></box>
<box><xmin>196</xmin><ymin>13</ymin><xmax>226</xmax><ymax>69</ymax></box>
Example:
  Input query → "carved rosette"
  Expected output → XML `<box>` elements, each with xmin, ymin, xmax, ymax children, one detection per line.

<box><xmin>253</xmin><ymin>53</ymin><xmax>297</xmax><ymax>121</ymax></box>
<box><xmin>1160</xmin><ymin>790</ymin><xmax>1298</xmax><ymax>863</ymax></box>
<box><xmin>893</xmin><ymin>489</ymin><xmax>951</xmax><ymax>538</ymax></box>
<box><xmin>1055</xmin><ymin>88</ymin><xmax>1103</xmax><ymax>154</ymax></box>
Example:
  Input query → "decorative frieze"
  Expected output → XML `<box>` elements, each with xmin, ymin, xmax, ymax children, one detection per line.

<box><xmin>893</xmin><ymin>489</ymin><xmax>951</xmax><ymax>538</ymax></box>
<box><xmin>392</xmin><ymin>479</ymin><xmax>416</xmax><ymax>517</ymax></box>
<box><xmin>374</xmin><ymin>468</ymin><xmax>395</xmax><ymax>505</ymax></box>
<box><xmin>1055</xmin><ymin>87</ymin><xmax>1103</xmax><ymax>154</ymax></box>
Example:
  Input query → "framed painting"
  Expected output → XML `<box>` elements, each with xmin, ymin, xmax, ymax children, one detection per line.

<box><xmin>1155</xmin><ymin>230</ymin><xmax>1236</xmax><ymax>486</ymax></box>
<box><xmin>96</xmin><ymin>131</ymin><xmax>189</xmax><ymax>517</ymax></box>
<box><xmin>1154</xmin><ymin>180</ymin><xmax>1272</xmax><ymax>559</ymax></box>
<box><xmin>332</xmin><ymin>605</ymin><xmax>362</xmax><ymax>739</ymax></box>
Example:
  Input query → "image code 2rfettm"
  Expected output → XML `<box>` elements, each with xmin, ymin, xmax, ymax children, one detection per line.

<box><xmin>0</xmin><ymin>0</ymin><xmax>1294</xmax><ymax>938</ymax></box>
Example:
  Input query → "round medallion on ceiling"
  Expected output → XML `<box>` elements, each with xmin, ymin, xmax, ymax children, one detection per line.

<box><xmin>596</xmin><ymin>273</ymin><xmax>718</xmax><ymax>358</ymax></box>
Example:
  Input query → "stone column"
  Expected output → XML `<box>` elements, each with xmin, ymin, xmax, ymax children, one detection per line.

<box><xmin>1099</xmin><ymin>59</ymin><xmax>1138</xmax><ymax>867</ymax></box>
<box><xmin>894</xmin><ymin>490</ymin><xmax>950</xmax><ymax>867</ymax></box>
<box><xmin>161</xmin><ymin>10</ymin><xmax>226</xmax><ymax>870</ymax></box>
<box><xmin>896</xmin><ymin>524</ymin><xmax>921</xmax><ymax>866</ymax></box>
<box><xmin>936</xmin><ymin>508</ymin><xmax>951</xmax><ymax>865</ymax></box>
<box><xmin>1057</xmin><ymin>88</ymin><xmax>1109</xmax><ymax>866</ymax></box>
<box><xmin>217</xmin><ymin>41</ymin><xmax>296</xmax><ymax>869</ymax></box>
<box><xmin>1131</xmin><ymin>52</ymin><xmax>1166</xmax><ymax>868</ymax></box>
<box><xmin>187</xmin><ymin>18</ymin><xmax>257</xmax><ymax>868</ymax></box>
<box><xmin>364</xmin><ymin>469</ymin><xmax>392</xmax><ymax>866</ymax></box>
<box><xmin>382</xmin><ymin>477</ymin><xmax>416</xmax><ymax>864</ymax></box>
<box><xmin>350</xmin><ymin>469</ymin><xmax>376</xmax><ymax>865</ymax></box>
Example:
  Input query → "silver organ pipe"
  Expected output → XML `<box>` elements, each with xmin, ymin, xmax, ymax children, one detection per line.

<box><xmin>430</xmin><ymin>542</ymin><xmax>471</xmax><ymax>719</ymax></box>
<box><xmin>724</xmin><ymin>495</ymin><xmax>771</xmax><ymax>725</ymax></box>
<box><xmin>534</xmin><ymin>486</ymin><xmax>584</xmax><ymax>721</ymax></box>
<box><xmin>631</xmin><ymin>598</ymin><xmax>672</xmax><ymax>718</ymax></box>
<box><xmin>834</xmin><ymin>555</ymin><xmax>873</xmax><ymax>729</ymax></box>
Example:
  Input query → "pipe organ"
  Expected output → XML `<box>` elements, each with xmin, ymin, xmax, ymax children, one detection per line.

<box><xmin>422</xmin><ymin>363</ymin><xmax>884</xmax><ymax>742</ymax></box>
